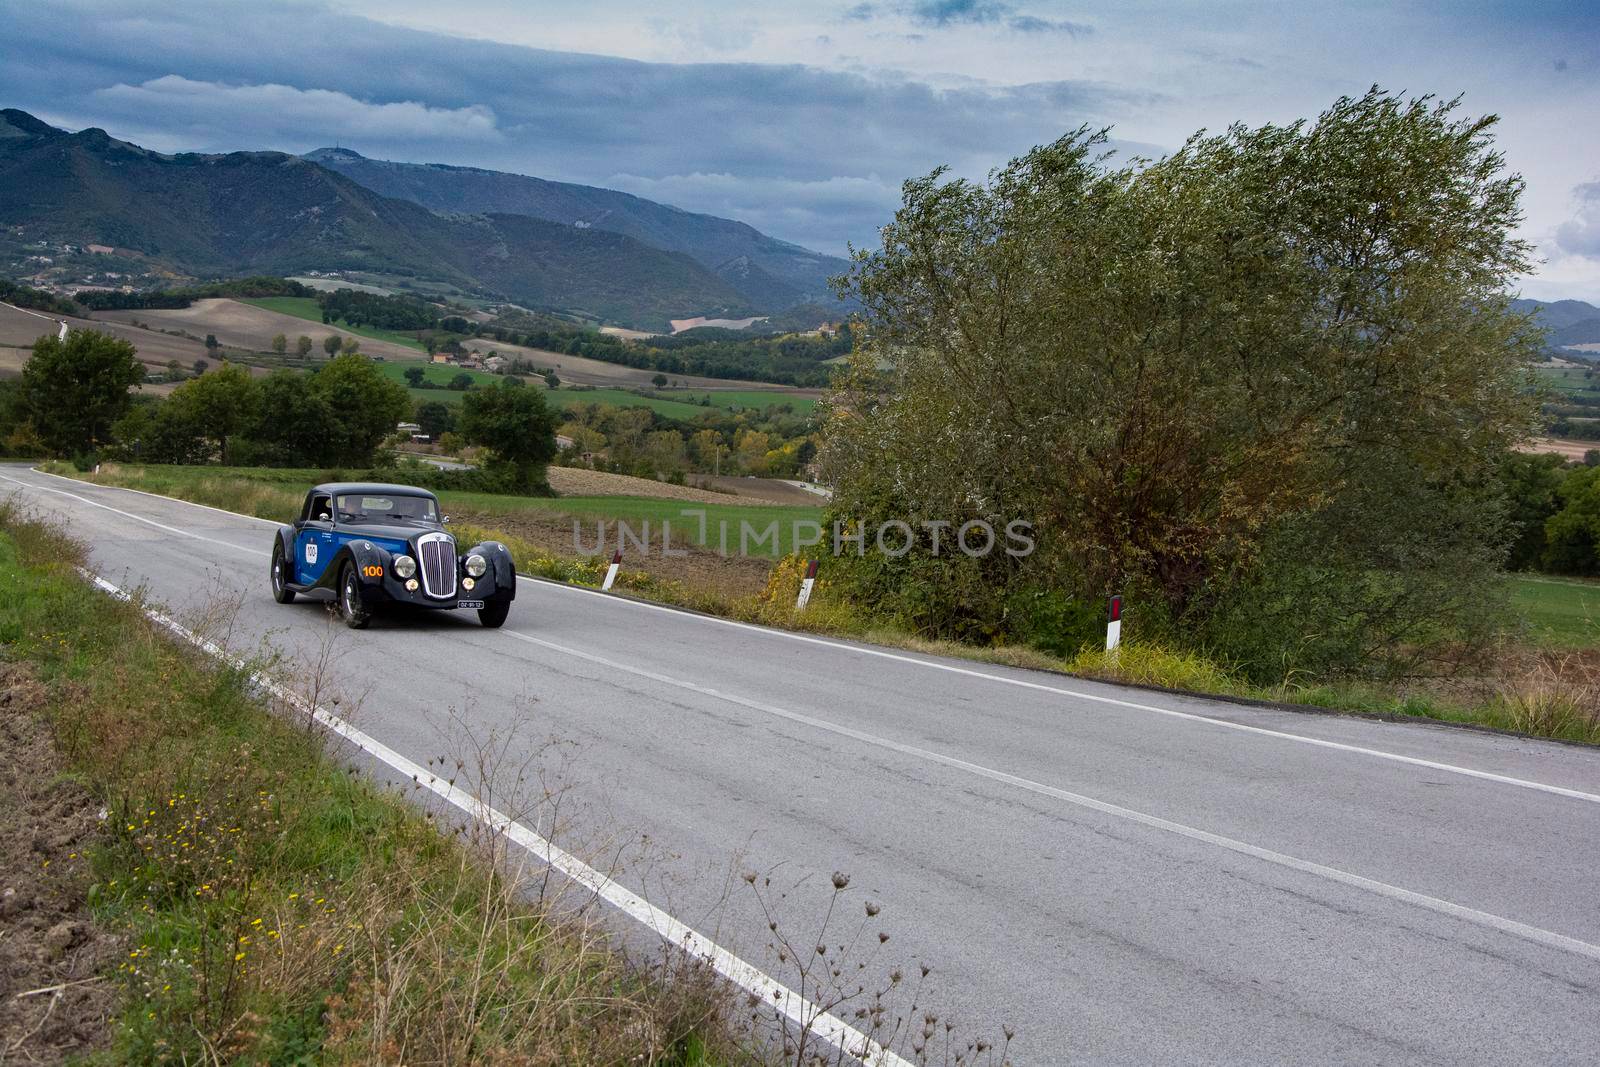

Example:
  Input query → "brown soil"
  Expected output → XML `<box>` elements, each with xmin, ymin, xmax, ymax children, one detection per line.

<box><xmin>0</xmin><ymin>658</ymin><xmax>121</xmax><ymax>1063</ymax></box>
<box><xmin>547</xmin><ymin>466</ymin><xmax>810</xmax><ymax>506</ymax></box>
<box><xmin>456</xmin><ymin>507</ymin><xmax>775</xmax><ymax>600</ymax></box>
<box><xmin>687</xmin><ymin>475</ymin><xmax>826</xmax><ymax>506</ymax></box>
<box><xmin>0</xmin><ymin>301</ymin><xmax>210</xmax><ymax>371</ymax></box>
<box><xmin>1518</xmin><ymin>437</ymin><xmax>1598</xmax><ymax>462</ymax></box>
<box><xmin>93</xmin><ymin>299</ymin><xmax>420</xmax><ymax>363</ymax></box>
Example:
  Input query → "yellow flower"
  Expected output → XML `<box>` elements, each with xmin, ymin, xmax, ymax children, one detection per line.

<box><xmin>234</xmin><ymin>952</ymin><xmax>246</xmax><ymax>961</ymax></box>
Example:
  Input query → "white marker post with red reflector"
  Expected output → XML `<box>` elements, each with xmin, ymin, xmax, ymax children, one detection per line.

<box><xmin>601</xmin><ymin>549</ymin><xmax>622</xmax><ymax>591</ymax></box>
<box><xmin>1106</xmin><ymin>594</ymin><xmax>1123</xmax><ymax>652</ymax></box>
<box><xmin>796</xmin><ymin>559</ymin><xmax>818</xmax><ymax>610</ymax></box>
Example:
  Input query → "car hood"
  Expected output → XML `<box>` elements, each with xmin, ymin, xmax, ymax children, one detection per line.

<box><xmin>340</xmin><ymin>524</ymin><xmax>451</xmax><ymax>547</ymax></box>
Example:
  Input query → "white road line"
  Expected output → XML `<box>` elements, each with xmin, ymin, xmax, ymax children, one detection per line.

<box><xmin>26</xmin><ymin>465</ymin><xmax>285</xmax><ymax>528</ymax></box>
<box><xmin>528</xmin><ymin>579</ymin><xmax>1600</xmax><ymax>806</ymax></box>
<box><xmin>80</xmin><ymin>569</ymin><xmax>910</xmax><ymax>1067</ymax></box>
<box><xmin>0</xmin><ymin>471</ymin><xmax>271</xmax><ymax>556</ymax></box>
<box><xmin>14</xmin><ymin>465</ymin><xmax>1600</xmax><ymax>806</ymax></box>
<box><xmin>499</xmin><ymin>627</ymin><xmax>1600</xmax><ymax>965</ymax></box>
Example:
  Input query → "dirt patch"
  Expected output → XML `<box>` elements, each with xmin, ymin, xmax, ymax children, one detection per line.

<box><xmin>687</xmin><ymin>475</ymin><xmax>827</xmax><ymax>505</ymax></box>
<box><xmin>1517</xmin><ymin>437</ymin><xmax>1599</xmax><ymax>462</ymax></box>
<box><xmin>456</xmin><ymin>506</ymin><xmax>775</xmax><ymax>600</ymax></box>
<box><xmin>94</xmin><ymin>298</ymin><xmax>422</xmax><ymax>363</ymax></box>
<box><xmin>0</xmin><ymin>302</ymin><xmax>210</xmax><ymax>371</ymax></box>
<box><xmin>548</xmin><ymin>466</ymin><xmax>809</xmax><ymax>506</ymax></box>
<box><xmin>0</xmin><ymin>658</ymin><xmax>121</xmax><ymax>1063</ymax></box>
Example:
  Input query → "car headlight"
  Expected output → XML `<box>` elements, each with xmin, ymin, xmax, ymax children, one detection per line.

<box><xmin>393</xmin><ymin>554</ymin><xmax>417</xmax><ymax>579</ymax></box>
<box><xmin>464</xmin><ymin>554</ymin><xmax>487</xmax><ymax>578</ymax></box>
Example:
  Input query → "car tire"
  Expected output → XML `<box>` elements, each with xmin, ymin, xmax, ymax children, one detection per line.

<box><xmin>478</xmin><ymin>601</ymin><xmax>510</xmax><ymax>629</ymax></box>
<box><xmin>270</xmin><ymin>540</ymin><xmax>296</xmax><ymax>604</ymax></box>
<box><xmin>339</xmin><ymin>563</ymin><xmax>371</xmax><ymax>629</ymax></box>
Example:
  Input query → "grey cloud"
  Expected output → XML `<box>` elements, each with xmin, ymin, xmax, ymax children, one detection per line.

<box><xmin>907</xmin><ymin>0</ymin><xmax>1010</xmax><ymax>25</ymax></box>
<box><xmin>1555</xmin><ymin>181</ymin><xmax>1600</xmax><ymax>259</ymax></box>
<box><xmin>0</xmin><ymin>1</ymin><xmax>1150</xmax><ymax>254</ymax></box>
<box><xmin>846</xmin><ymin>0</ymin><xmax>1089</xmax><ymax>32</ymax></box>
<box><xmin>1006</xmin><ymin>15</ymin><xmax>1093</xmax><ymax>35</ymax></box>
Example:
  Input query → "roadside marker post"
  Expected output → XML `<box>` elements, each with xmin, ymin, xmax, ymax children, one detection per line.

<box><xmin>795</xmin><ymin>559</ymin><xmax>819</xmax><ymax>609</ymax></box>
<box><xmin>601</xmin><ymin>549</ymin><xmax>622</xmax><ymax>591</ymax></box>
<box><xmin>1106</xmin><ymin>594</ymin><xmax>1123</xmax><ymax>653</ymax></box>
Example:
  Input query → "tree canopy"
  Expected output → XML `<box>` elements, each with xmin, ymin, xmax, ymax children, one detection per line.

<box><xmin>460</xmin><ymin>379</ymin><xmax>557</xmax><ymax>492</ymax></box>
<box><xmin>20</xmin><ymin>329</ymin><xmax>145</xmax><ymax>456</ymax></box>
<box><xmin>822</xmin><ymin>89</ymin><xmax>1542</xmax><ymax>679</ymax></box>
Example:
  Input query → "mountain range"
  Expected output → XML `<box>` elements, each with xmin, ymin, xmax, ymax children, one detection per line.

<box><xmin>0</xmin><ymin>109</ymin><xmax>849</xmax><ymax>330</ymax></box>
<box><xmin>303</xmin><ymin>148</ymin><xmax>846</xmax><ymax>310</ymax></box>
<box><xmin>1512</xmin><ymin>298</ymin><xmax>1600</xmax><ymax>350</ymax></box>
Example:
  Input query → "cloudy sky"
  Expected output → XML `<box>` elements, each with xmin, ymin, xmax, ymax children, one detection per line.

<box><xmin>4</xmin><ymin>0</ymin><xmax>1597</xmax><ymax>298</ymax></box>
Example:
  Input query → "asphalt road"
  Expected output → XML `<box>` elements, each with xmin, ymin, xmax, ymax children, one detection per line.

<box><xmin>5</xmin><ymin>464</ymin><xmax>1599</xmax><ymax>1065</ymax></box>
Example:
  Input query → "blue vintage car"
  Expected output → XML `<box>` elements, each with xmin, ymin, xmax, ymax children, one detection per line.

<box><xmin>269</xmin><ymin>482</ymin><xmax>516</xmax><ymax>628</ymax></box>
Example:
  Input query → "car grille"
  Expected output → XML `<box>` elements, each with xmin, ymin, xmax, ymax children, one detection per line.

<box><xmin>418</xmin><ymin>534</ymin><xmax>456</xmax><ymax>599</ymax></box>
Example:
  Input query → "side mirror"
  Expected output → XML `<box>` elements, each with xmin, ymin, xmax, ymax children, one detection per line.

<box><xmin>442</xmin><ymin>515</ymin><xmax>451</xmax><ymax>524</ymax></box>
<box><xmin>318</xmin><ymin>512</ymin><xmax>331</xmax><ymax>522</ymax></box>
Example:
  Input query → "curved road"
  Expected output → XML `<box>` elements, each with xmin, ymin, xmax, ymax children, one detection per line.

<box><xmin>3</xmin><ymin>464</ymin><xmax>1598</xmax><ymax>1064</ymax></box>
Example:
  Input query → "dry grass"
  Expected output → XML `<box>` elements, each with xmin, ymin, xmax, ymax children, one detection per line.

<box><xmin>2</xmin><ymin>499</ymin><xmax>1020</xmax><ymax>1065</ymax></box>
<box><xmin>0</xmin><ymin>500</ymin><xmax>746</xmax><ymax>1065</ymax></box>
<box><xmin>1497</xmin><ymin>653</ymin><xmax>1600</xmax><ymax>742</ymax></box>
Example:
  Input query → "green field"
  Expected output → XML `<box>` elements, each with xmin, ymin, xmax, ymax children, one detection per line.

<box><xmin>241</xmin><ymin>297</ymin><xmax>428</xmax><ymax>352</ymax></box>
<box><xmin>374</xmin><ymin>370</ymin><xmax>813</xmax><ymax>418</ymax></box>
<box><xmin>1510</xmin><ymin>574</ymin><xmax>1600</xmax><ymax>647</ymax></box>
<box><xmin>1536</xmin><ymin>365</ymin><xmax>1600</xmax><ymax>401</ymax></box>
<box><xmin>543</xmin><ymin>387</ymin><xmax>719</xmax><ymax>419</ymax></box>
<box><xmin>659</xmin><ymin>389</ymin><xmax>818</xmax><ymax>415</ymax></box>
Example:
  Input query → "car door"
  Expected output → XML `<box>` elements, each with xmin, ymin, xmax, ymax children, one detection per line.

<box><xmin>293</xmin><ymin>493</ymin><xmax>336</xmax><ymax>585</ymax></box>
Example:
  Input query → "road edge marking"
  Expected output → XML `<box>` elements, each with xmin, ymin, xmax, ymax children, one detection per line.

<box><xmin>78</xmin><ymin>568</ymin><xmax>911</xmax><ymax>1067</ymax></box>
<box><xmin>501</xmin><ymin>626</ymin><xmax>1600</xmax><ymax>966</ymax></box>
<box><xmin>525</xmin><ymin>578</ymin><xmax>1600</xmax><ymax>806</ymax></box>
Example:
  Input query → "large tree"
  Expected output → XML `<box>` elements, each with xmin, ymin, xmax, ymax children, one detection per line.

<box><xmin>162</xmin><ymin>363</ymin><xmax>260</xmax><ymax>464</ymax></box>
<box><xmin>308</xmin><ymin>354</ymin><xmax>410</xmax><ymax>466</ymax></box>
<box><xmin>21</xmin><ymin>329</ymin><xmax>146</xmax><ymax>456</ymax></box>
<box><xmin>823</xmin><ymin>89</ymin><xmax>1542</xmax><ymax>678</ymax></box>
<box><xmin>459</xmin><ymin>379</ymin><xmax>557</xmax><ymax>493</ymax></box>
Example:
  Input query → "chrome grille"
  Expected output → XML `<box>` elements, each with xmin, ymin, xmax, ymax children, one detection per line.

<box><xmin>417</xmin><ymin>533</ymin><xmax>456</xmax><ymax>599</ymax></box>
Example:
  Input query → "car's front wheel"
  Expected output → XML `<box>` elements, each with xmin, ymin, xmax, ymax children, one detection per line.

<box><xmin>270</xmin><ymin>540</ymin><xmax>295</xmax><ymax>604</ymax></box>
<box><xmin>478</xmin><ymin>601</ymin><xmax>510</xmax><ymax>629</ymax></box>
<box><xmin>339</xmin><ymin>563</ymin><xmax>371</xmax><ymax>629</ymax></box>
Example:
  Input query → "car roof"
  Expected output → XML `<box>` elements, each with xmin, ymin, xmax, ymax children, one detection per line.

<box><xmin>310</xmin><ymin>483</ymin><xmax>439</xmax><ymax>499</ymax></box>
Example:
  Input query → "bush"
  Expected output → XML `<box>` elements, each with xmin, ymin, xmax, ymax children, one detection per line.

<box><xmin>1067</xmin><ymin>643</ymin><xmax>1236</xmax><ymax>693</ymax></box>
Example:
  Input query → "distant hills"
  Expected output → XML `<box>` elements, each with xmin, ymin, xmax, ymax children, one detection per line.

<box><xmin>304</xmin><ymin>148</ymin><xmax>850</xmax><ymax>310</ymax></box>
<box><xmin>0</xmin><ymin>109</ymin><xmax>847</xmax><ymax>330</ymax></box>
<box><xmin>1513</xmin><ymin>298</ymin><xmax>1600</xmax><ymax>351</ymax></box>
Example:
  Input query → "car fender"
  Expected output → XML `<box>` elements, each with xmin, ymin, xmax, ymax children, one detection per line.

<box><xmin>312</xmin><ymin>538</ymin><xmax>394</xmax><ymax>591</ymax></box>
<box><xmin>275</xmin><ymin>525</ymin><xmax>296</xmax><ymax>558</ymax></box>
<box><xmin>464</xmin><ymin>539</ymin><xmax>517</xmax><ymax>600</ymax></box>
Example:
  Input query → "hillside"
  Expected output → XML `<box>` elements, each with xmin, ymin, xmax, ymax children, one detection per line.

<box><xmin>1514</xmin><ymin>297</ymin><xmax>1600</xmax><ymax>349</ymax></box>
<box><xmin>303</xmin><ymin>147</ymin><xmax>849</xmax><ymax>310</ymax></box>
<box><xmin>0</xmin><ymin>109</ymin><xmax>752</xmax><ymax>330</ymax></box>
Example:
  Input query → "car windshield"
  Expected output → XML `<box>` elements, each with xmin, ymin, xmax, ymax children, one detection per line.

<box><xmin>335</xmin><ymin>493</ymin><xmax>438</xmax><ymax>525</ymax></box>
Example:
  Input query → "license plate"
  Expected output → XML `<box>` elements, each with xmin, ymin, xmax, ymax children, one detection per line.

<box><xmin>457</xmin><ymin>600</ymin><xmax>484</xmax><ymax>609</ymax></box>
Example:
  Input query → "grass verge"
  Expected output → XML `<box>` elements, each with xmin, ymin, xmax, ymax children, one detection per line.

<box><xmin>39</xmin><ymin>462</ymin><xmax>1600</xmax><ymax>746</ymax></box>
<box><xmin>0</xmin><ymin>501</ymin><xmax>743</xmax><ymax>1064</ymax></box>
